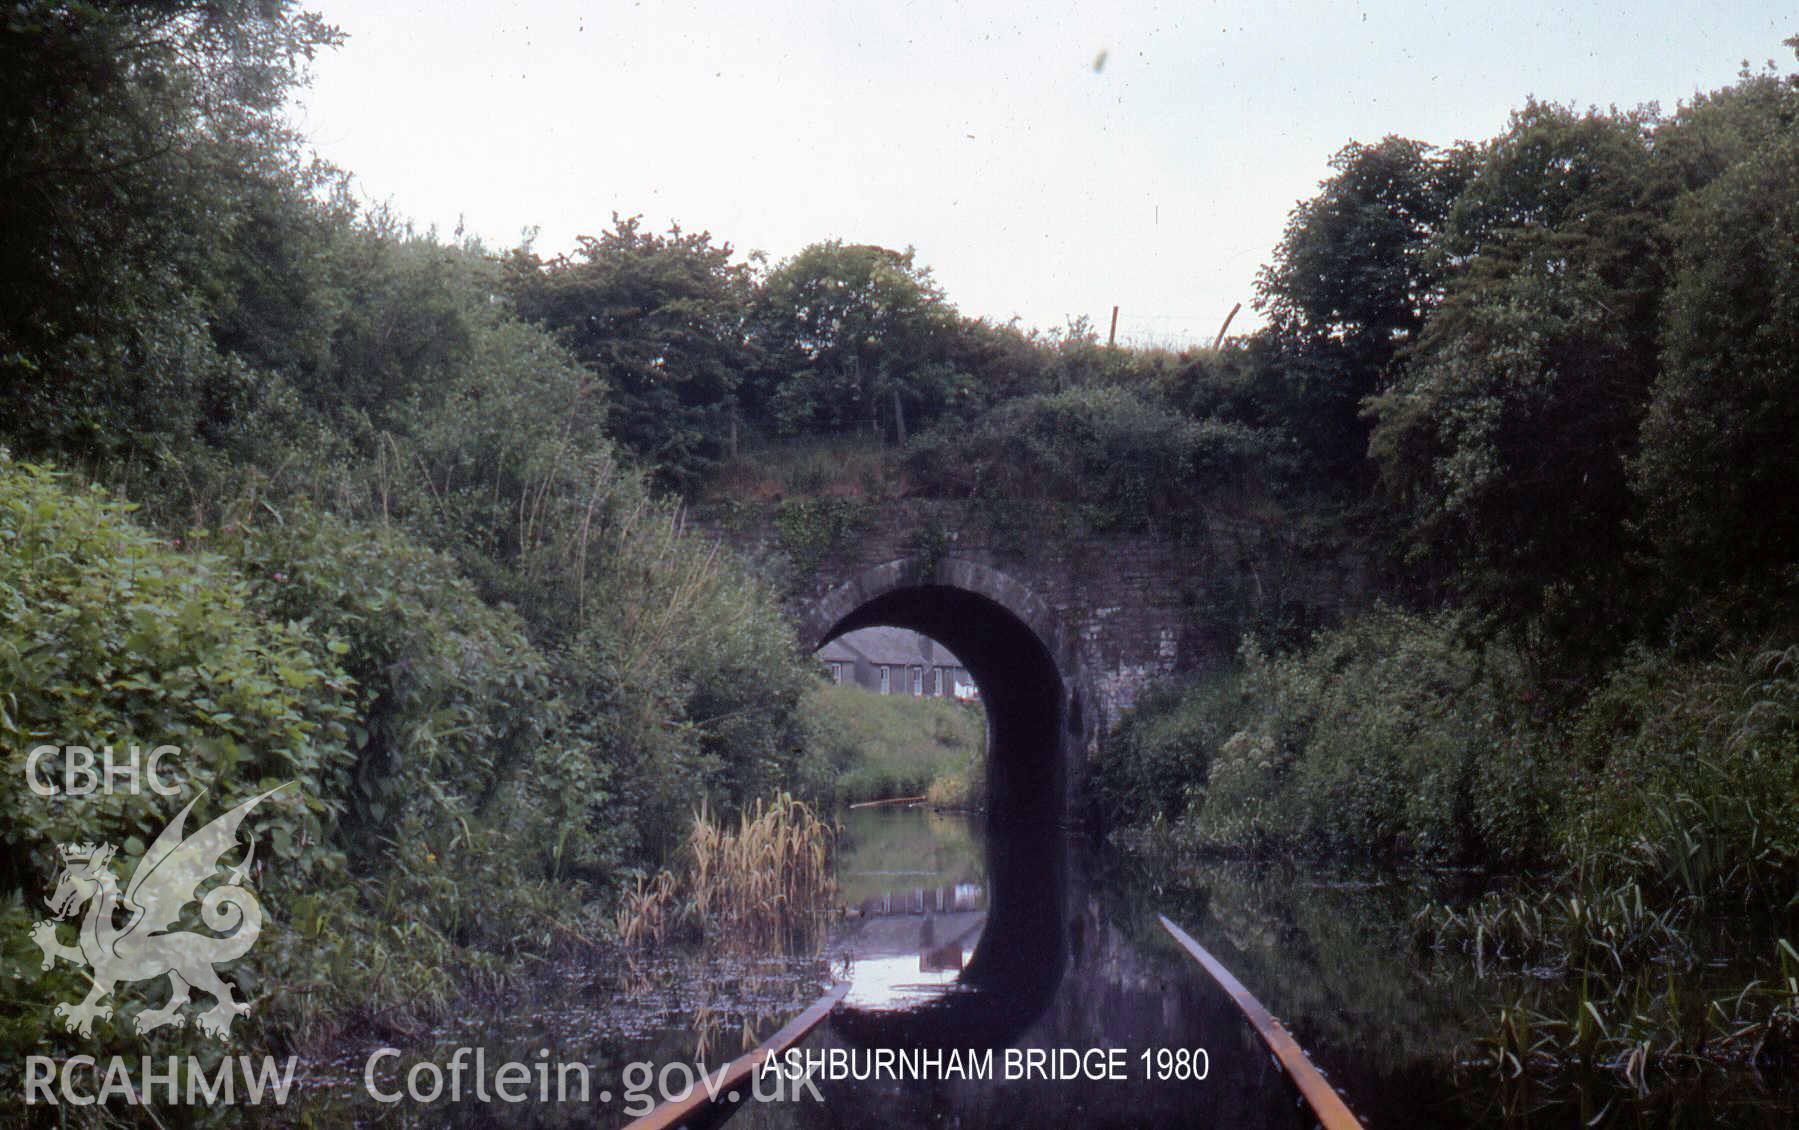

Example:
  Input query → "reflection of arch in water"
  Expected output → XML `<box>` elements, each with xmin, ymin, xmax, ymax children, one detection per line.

<box><xmin>829</xmin><ymin>813</ymin><xmax>1067</xmax><ymax>1054</ymax></box>
<box><xmin>807</xmin><ymin>559</ymin><xmax>1078</xmax><ymax>1053</ymax></box>
<box><xmin>803</xmin><ymin>557</ymin><xmax>1084</xmax><ymax>824</ymax></box>
<box><xmin>814</xmin><ymin>822</ymin><xmax>1319</xmax><ymax>1130</ymax></box>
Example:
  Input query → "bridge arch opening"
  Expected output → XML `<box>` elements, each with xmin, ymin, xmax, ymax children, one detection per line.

<box><xmin>805</xmin><ymin>559</ymin><xmax>1073</xmax><ymax>824</ymax></box>
<box><xmin>809</xmin><ymin>562</ymin><xmax>1075</xmax><ymax>1047</ymax></box>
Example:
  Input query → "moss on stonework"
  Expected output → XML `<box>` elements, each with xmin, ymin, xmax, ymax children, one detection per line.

<box><xmin>773</xmin><ymin>498</ymin><xmax>876</xmax><ymax>585</ymax></box>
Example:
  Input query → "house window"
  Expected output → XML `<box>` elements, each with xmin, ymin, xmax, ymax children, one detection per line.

<box><xmin>880</xmin><ymin>666</ymin><xmax>891</xmax><ymax>694</ymax></box>
<box><xmin>933</xmin><ymin>668</ymin><xmax>943</xmax><ymax>696</ymax></box>
<box><xmin>911</xmin><ymin>667</ymin><xmax>923</xmax><ymax>696</ymax></box>
<box><xmin>831</xmin><ymin>662</ymin><xmax>843</xmax><ymax>684</ymax></box>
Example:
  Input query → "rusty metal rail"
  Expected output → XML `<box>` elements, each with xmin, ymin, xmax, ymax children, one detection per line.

<box><xmin>1159</xmin><ymin>914</ymin><xmax>1366</xmax><ymax>1130</ymax></box>
<box><xmin>621</xmin><ymin>980</ymin><xmax>849</xmax><ymax>1130</ymax></box>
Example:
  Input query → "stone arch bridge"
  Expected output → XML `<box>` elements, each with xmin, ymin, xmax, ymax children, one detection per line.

<box><xmin>698</xmin><ymin>499</ymin><xmax>1363</xmax><ymax>826</ymax></box>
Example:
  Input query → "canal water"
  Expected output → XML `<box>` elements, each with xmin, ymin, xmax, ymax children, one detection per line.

<box><xmin>286</xmin><ymin>804</ymin><xmax>1795</xmax><ymax>1128</ymax></box>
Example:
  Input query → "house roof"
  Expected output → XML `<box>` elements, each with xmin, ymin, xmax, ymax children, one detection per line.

<box><xmin>817</xmin><ymin>626</ymin><xmax>966</xmax><ymax>669</ymax></box>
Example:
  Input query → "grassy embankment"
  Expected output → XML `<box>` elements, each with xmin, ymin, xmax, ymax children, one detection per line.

<box><xmin>799</xmin><ymin>682</ymin><xmax>985</xmax><ymax>808</ymax></box>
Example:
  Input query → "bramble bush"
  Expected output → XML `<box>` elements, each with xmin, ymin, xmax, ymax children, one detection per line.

<box><xmin>218</xmin><ymin>508</ymin><xmax>558</xmax><ymax>857</ymax></box>
<box><xmin>0</xmin><ymin>459</ymin><xmax>600</xmax><ymax>1058</ymax></box>
<box><xmin>0</xmin><ymin>455</ymin><xmax>356</xmax><ymax>899</ymax></box>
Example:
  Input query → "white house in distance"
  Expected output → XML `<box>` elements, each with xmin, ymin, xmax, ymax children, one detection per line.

<box><xmin>817</xmin><ymin>627</ymin><xmax>979</xmax><ymax>700</ymax></box>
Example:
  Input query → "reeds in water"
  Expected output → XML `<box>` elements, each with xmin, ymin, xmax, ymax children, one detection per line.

<box><xmin>614</xmin><ymin>792</ymin><xmax>837</xmax><ymax>948</ymax></box>
<box><xmin>1475</xmin><ymin>937</ymin><xmax>1797</xmax><ymax>1085</ymax></box>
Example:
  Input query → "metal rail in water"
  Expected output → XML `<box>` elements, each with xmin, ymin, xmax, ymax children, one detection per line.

<box><xmin>622</xmin><ymin>981</ymin><xmax>850</xmax><ymax>1130</ymax></box>
<box><xmin>628</xmin><ymin>923</ymin><xmax>1362</xmax><ymax>1129</ymax></box>
<box><xmin>1160</xmin><ymin>914</ymin><xmax>1367</xmax><ymax>1130</ymax></box>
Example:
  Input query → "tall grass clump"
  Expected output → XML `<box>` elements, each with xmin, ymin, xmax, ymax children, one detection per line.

<box><xmin>1564</xmin><ymin>643</ymin><xmax>1799</xmax><ymax>912</ymax></box>
<box><xmin>1464</xmin><ymin>934</ymin><xmax>1797</xmax><ymax>1083</ymax></box>
<box><xmin>1417</xmin><ymin>875</ymin><xmax>1692</xmax><ymax>977</ymax></box>
<box><xmin>616</xmin><ymin>794</ymin><xmax>837</xmax><ymax>949</ymax></box>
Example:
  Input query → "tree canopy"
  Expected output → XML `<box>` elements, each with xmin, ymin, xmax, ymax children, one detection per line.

<box><xmin>505</xmin><ymin>216</ymin><xmax>753</xmax><ymax>492</ymax></box>
<box><xmin>0</xmin><ymin>0</ymin><xmax>340</xmax><ymax>456</ymax></box>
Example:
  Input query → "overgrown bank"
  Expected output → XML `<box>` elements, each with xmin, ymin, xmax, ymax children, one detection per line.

<box><xmin>1092</xmin><ymin>38</ymin><xmax>1799</xmax><ymax>1085</ymax></box>
<box><xmin>0</xmin><ymin>0</ymin><xmax>824</xmax><ymax>1095</ymax></box>
<box><xmin>1098</xmin><ymin>611</ymin><xmax>1798</xmax><ymax>1079</ymax></box>
<box><xmin>0</xmin><ymin>440</ymin><xmax>813</xmax><ymax>1057</ymax></box>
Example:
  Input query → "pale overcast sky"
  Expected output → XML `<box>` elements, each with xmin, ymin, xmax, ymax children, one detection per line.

<box><xmin>289</xmin><ymin>2</ymin><xmax>1794</xmax><ymax>348</ymax></box>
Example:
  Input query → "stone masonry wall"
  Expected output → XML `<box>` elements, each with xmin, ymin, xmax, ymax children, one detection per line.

<box><xmin>694</xmin><ymin>498</ymin><xmax>1365</xmax><ymax>811</ymax></box>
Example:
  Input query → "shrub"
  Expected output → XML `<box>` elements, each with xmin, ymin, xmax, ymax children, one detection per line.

<box><xmin>217</xmin><ymin>507</ymin><xmax>613</xmax><ymax>974</ymax></box>
<box><xmin>0</xmin><ymin>456</ymin><xmax>356</xmax><ymax>898</ymax></box>
<box><xmin>1096</xmin><ymin>674</ymin><xmax>1248</xmax><ymax>830</ymax></box>
<box><xmin>1195</xmin><ymin>609</ymin><xmax>1558</xmax><ymax>863</ymax></box>
<box><xmin>218</xmin><ymin>508</ymin><xmax>558</xmax><ymax>856</ymax></box>
<box><xmin>553</xmin><ymin>501</ymin><xmax>817</xmax><ymax>863</ymax></box>
<box><xmin>0</xmin><ymin>455</ymin><xmax>357</xmax><ymax>1057</ymax></box>
<box><xmin>0</xmin><ymin>464</ymin><xmax>595</xmax><ymax>1057</ymax></box>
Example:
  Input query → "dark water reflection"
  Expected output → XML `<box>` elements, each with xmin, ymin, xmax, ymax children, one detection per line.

<box><xmin>1114</xmin><ymin>852</ymin><xmax>1798</xmax><ymax>1130</ymax></box>
<box><xmin>737</xmin><ymin>805</ymin><xmax>1796</xmax><ymax>1130</ymax></box>
<box><xmin>776</xmin><ymin>805</ymin><xmax>1314</xmax><ymax>1130</ymax></box>
<box><xmin>277</xmin><ymin>806</ymin><xmax>1795</xmax><ymax>1129</ymax></box>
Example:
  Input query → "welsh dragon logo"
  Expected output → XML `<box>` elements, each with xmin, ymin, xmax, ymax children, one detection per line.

<box><xmin>30</xmin><ymin>785</ymin><xmax>290</xmax><ymax>1041</ymax></box>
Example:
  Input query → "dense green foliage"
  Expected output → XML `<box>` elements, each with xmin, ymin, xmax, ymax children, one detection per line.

<box><xmin>217</xmin><ymin>511</ymin><xmax>557</xmax><ymax>854</ymax></box>
<box><xmin>504</xmin><ymin>218</ymin><xmax>753</xmax><ymax>493</ymax></box>
<box><xmin>0</xmin><ymin>459</ymin><xmax>354</xmax><ymax>900</ymax></box>
<box><xmin>1254</xmin><ymin>136</ymin><xmax>1472</xmax><ymax>476</ymax></box>
<box><xmin>0</xmin><ymin>1</ymin><xmax>820</xmax><ymax>1075</ymax></box>
<box><xmin>1094</xmin><ymin>676</ymin><xmax>1245</xmax><ymax>830</ymax></box>
<box><xmin>905</xmin><ymin>386</ymin><xmax>1280</xmax><ymax>529</ymax></box>
<box><xmin>1366</xmin><ymin>104</ymin><xmax>1666</xmax><ymax>647</ymax></box>
<box><xmin>750</xmin><ymin>241</ymin><xmax>964</xmax><ymax>446</ymax></box>
<box><xmin>1634</xmin><ymin>82</ymin><xmax>1799</xmax><ymax>607</ymax></box>
<box><xmin>0</xmin><ymin>1</ymin><xmax>341</xmax><ymax>459</ymax></box>
<box><xmin>1567</xmin><ymin>644</ymin><xmax>1799</xmax><ymax>910</ymax></box>
<box><xmin>1104</xmin><ymin>45</ymin><xmax>1799</xmax><ymax>865</ymax></box>
<box><xmin>1126</xmin><ymin>611</ymin><xmax>1551</xmax><ymax>865</ymax></box>
<box><xmin>1086</xmin><ymin>43</ymin><xmax>1799</xmax><ymax>1080</ymax></box>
